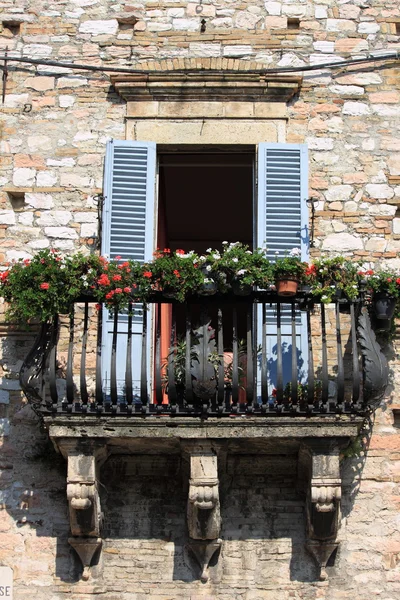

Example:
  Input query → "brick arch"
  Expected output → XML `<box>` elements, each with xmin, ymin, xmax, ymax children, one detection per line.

<box><xmin>133</xmin><ymin>57</ymin><xmax>270</xmax><ymax>72</ymax></box>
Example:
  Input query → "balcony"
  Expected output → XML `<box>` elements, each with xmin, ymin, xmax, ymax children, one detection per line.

<box><xmin>19</xmin><ymin>290</ymin><xmax>388</xmax><ymax>581</ymax></box>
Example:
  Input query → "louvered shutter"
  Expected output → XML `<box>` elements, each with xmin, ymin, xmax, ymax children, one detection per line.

<box><xmin>256</xmin><ymin>143</ymin><xmax>309</xmax><ymax>394</ymax></box>
<box><xmin>101</xmin><ymin>140</ymin><xmax>156</xmax><ymax>398</ymax></box>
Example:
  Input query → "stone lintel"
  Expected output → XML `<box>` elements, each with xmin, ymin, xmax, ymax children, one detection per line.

<box><xmin>112</xmin><ymin>72</ymin><xmax>302</xmax><ymax>105</ymax></box>
<box><xmin>126</xmin><ymin>100</ymin><xmax>287</xmax><ymax>120</ymax></box>
<box><xmin>46</xmin><ymin>417</ymin><xmax>362</xmax><ymax>448</ymax></box>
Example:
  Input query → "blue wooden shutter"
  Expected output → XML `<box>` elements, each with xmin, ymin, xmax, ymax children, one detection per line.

<box><xmin>257</xmin><ymin>143</ymin><xmax>308</xmax><ymax>261</ymax></box>
<box><xmin>101</xmin><ymin>140</ymin><xmax>156</xmax><ymax>398</ymax></box>
<box><xmin>256</xmin><ymin>143</ymin><xmax>309</xmax><ymax>395</ymax></box>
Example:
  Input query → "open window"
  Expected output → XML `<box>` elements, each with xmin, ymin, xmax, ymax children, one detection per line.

<box><xmin>101</xmin><ymin>140</ymin><xmax>308</xmax><ymax>400</ymax></box>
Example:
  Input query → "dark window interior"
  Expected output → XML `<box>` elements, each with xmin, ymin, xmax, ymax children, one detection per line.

<box><xmin>158</xmin><ymin>150</ymin><xmax>255</xmax><ymax>344</ymax></box>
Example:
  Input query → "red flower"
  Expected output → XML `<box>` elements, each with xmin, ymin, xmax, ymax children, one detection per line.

<box><xmin>387</xmin><ymin>278</ymin><xmax>393</xmax><ymax>283</ymax></box>
<box><xmin>40</xmin><ymin>282</ymin><xmax>50</xmax><ymax>290</ymax></box>
<box><xmin>112</xmin><ymin>274</ymin><xmax>122</xmax><ymax>281</ymax></box>
<box><xmin>40</xmin><ymin>258</ymin><xmax>46</xmax><ymax>264</ymax></box>
<box><xmin>272</xmin><ymin>388</ymin><xmax>277</xmax><ymax>397</ymax></box>
<box><xmin>176</xmin><ymin>249</ymin><xmax>185</xmax><ymax>255</ymax></box>
<box><xmin>163</xmin><ymin>248</ymin><xmax>171</xmax><ymax>254</ymax></box>
<box><xmin>99</xmin><ymin>256</ymin><xmax>108</xmax><ymax>265</ymax></box>
<box><xmin>114</xmin><ymin>255</ymin><xmax>122</xmax><ymax>261</ymax></box>
<box><xmin>95</xmin><ymin>303</ymin><xmax>102</xmax><ymax>311</ymax></box>
<box><xmin>23</xmin><ymin>259</ymin><xmax>31</xmax><ymax>265</ymax></box>
<box><xmin>143</xmin><ymin>271</ymin><xmax>152</xmax><ymax>278</ymax></box>
<box><xmin>124</xmin><ymin>287</ymin><xmax>131</xmax><ymax>293</ymax></box>
<box><xmin>366</xmin><ymin>269</ymin><xmax>374</xmax><ymax>275</ymax></box>
<box><xmin>0</xmin><ymin>271</ymin><xmax>9</xmax><ymax>281</ymax></box>
<box><xmin>105</xmin><ymin>291</ymin><xmax>114</xmax><ymax>300</ymax></box>
<box><xmin>97</xmin><ymin>274</ymin><xmax>110</xmax><ymax>286</ymax></box>
<box><xmin>115</xmin><ymin>288</ymin><xmax>123</xmax><ymax>294</ymax></box>
<box><xmin>173</xmin><ymin>269</ymin><xmax>181</xmax><ymax>278</ymax></box>
<box><xmin>305</xmin><ymin>264</ymin><xmax>316</xmax><ymax>276</ymax></box>
<box><xmin>396</xmin><ymin>278</ymin><xmax>400</xmax><ymax>285</ymax></box>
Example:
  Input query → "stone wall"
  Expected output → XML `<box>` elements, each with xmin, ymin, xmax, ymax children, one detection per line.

<box><xmin>0</xmin><ymin>1</ymin><xmax>400</xmax><ymax>599</ymax></box>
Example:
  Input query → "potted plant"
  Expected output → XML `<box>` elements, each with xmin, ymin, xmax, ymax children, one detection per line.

<box><xmin>150</xmin><ymin>248</ymin><xmax>205</xmax><ymax>301</ymax></box>
<box><xmin>308</xmin><ymin>256</ymin><xmax>361</xmax><ymax>308</ymax></box>
<box><xmin>360</xmin><ymin>268</ymin><xmax>400</xmax><ymax>320</ymax></box>
<box><xmin>204</xmin><ymin>242</ymin><xmax>272</xmax><ymax>294</ymax></box>
<box><xmin>272</xmin><ymin>248</ymin><xmax>308</xmax><ymax>297</ymax></box>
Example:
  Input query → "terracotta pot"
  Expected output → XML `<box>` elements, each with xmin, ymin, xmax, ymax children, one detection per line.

<box><xmin>373</xmin><ymin>293</ymin><xmax>396</xmax><ymax>320</ymax></box>
<box><xmin>276</xmin><ymin>278</ymin><xmax>298</xmax><ymax>297</ymax></box>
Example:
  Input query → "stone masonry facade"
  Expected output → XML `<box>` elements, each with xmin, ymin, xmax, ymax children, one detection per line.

<box><xmin>0</xmin><ymin>1</ymin><xmax>400</xmax><ymax>599</ymax></box>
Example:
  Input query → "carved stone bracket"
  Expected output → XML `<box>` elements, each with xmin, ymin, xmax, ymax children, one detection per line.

<box><xmin>184</xmin><ymin>442</ymin><xmax>222</xmax><ymax>582</ymax></box>
<box><xmin>299</xmin><ymin>441</ymin><xmax>341</xmax><ymax>581</ymax></box>
<box><xmin>63</xmin><ymin>440</ymin><xmax>108</xmax><ymax>580</ymax></box>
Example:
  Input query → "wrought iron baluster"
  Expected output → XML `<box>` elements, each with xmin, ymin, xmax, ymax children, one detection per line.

<box><xmin>125</xmin><ymin>301</ymin><xmax>133</xmax><ymax>406</ymax></box>
<box><xmin>185</xmin><ymin>305</ymin><xmax>193</xmax><ymax>409</ymax></box>
<box><xmin>306</xmin><ymin>310</ymin><xmax>314</xmax><ymax>411</ymax></box>
<box><xmin>350</xmin><ymin>303</ymin><xmax>360</xmax><ymax>404</ymax></box>
<box><xmin>261</xmin><ymin>303</ymin><xmax>268</xmax><ymax>409</ymax></box>
<box><xmin>80</xmin><ymin>302</ymin><xmax>89</xmax><ymax>406</ymax></box>
<box><xmin>95</xmin><ymin>304</ymin><xmax>104</xmax><ymax>406</ymax></box>
<box><xmin>232</xmin><ymin>307</ymin><xmax>239</xmax><ymax>411</ymax></box>
<box><xmin>217</xmin><ymin>307</ymin><xmax>224</xmax><ymax>410</ymax></box>
<box><xmin>168</xmin><ymin>304</ymin><xmax>177</xmax><ymax>405</ymax></box>
<box><xmin>140</xmin><ymin>305</ymin><xmax>148</xmax><ymax>406</ymax></box>
<box><xmin>276</xmin><ymin>301</ymin><xmax>283</xmax><ymax>407</ymax></box>
<box><xmin>291</xmin><ymin>302</ymin><xmax>298</xmax><ymax>408</ymax></box>
<box><xmin>155</xmin><ymin>303</ymin><xmax>163</xmax><ymax>406</ymax></box>
<box><xmin>66</xmin><ymin>310</ymin><xmax>74</xmax><ymax>405</ymax></box>
<box><xmin>321</xmin><ymin>304</ymin><xmax>328</xmax><ymax>407</ymax></box>
<box><xmin>246</xmin><ymin>303</ymin><xmax>254</xmax><ymax>409</ymax></box>
<box><xmin>335</xmin><ymin>302</ymin><xmax>344</xmax><ymax>409</ymax></box>
<box><xmin>49</xmin><ymin>315</ymin><xmax>59</xmax><ymax>407</ymax></box>
<box><xmin>110</xmin><ymin>310</ymin><xmax>118</xmax><ymax>406</ymax></box>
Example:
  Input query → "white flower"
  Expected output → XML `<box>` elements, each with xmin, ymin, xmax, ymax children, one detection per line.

<box><xmin>206</xmin><ymin>265</ymin><xmax>212</xmax><ymax>272</ymax></box>
<box><xmin>237</xmin><ymin>269</ymin><xmax>246</xmax><ymax>275</ymax></box>
<box><xmin>290</xmin><ymin>247</ymin><xmax>301</xmax><ymax>257</ymax></box>
<box><xmin>212</xmin><ymin>253</ymin><xmax>220</xmax><ymax>260</ymax></box>
<box><xmin>222</xmin><ymin>241</ymin><xmax>228</xmax><ymax>245</ymax></box>
<box><xmin>246</xmin><ymin>251</ymin><xmax>252</xmax><ymax>255</ymax></box>
<box><xmin>199</xmin><ymin>256</ymin><xmax>206</xmax><ymax>262</ymax></box>
<box><xmin>82</xmin><ymin>275</ymin><xmax>87</xmax><ymax>281</ymax></box>
<box><xmin>206</xmin><ymin>248</ymin><xmax>212</xmax><ymax>253</ymax></box>
<box><xmin>232</xmin><ymin>257</ymin><xmax>238</xmax><ymax>263</ymax></box>
<box><xmin>275</xmin><ymin>251</ymin><xmax>279</xmax><ymax>256</ymax></box>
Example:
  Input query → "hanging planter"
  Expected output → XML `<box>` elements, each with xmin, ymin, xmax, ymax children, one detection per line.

<box><xmin>198</xmin><ymin>279</ymin><xmax>217</xmax><ymax>296</ymax></box>
<box><xmin>372</xmin><ymin>293</ymin><xmax>397</xmax><ymax>320</ymax></box>
<box><xmin>231</xmin><ymin>278</ymin><xmax>253</xmax><ymax>296</ymax></box>
<box><xmin>276</xmin><ymin>278</ymin><xmax>299</xmax><ymax>297</ymax></box>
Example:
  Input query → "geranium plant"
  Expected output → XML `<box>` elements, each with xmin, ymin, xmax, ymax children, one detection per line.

<box><xmin>308</xmin><ymin>256</ymin><xmax>362</xmax><ymax>304</ymax></box>
<box><xmin>360</xmin><ymin>268</ymin><xmax>400</xmax><ymax>299</ymax></box>
<box><xmin>150</xmin><ymin>248</ymin><xmax>205</xmax><ymax>302</ymax></box>
<box><xmin>0</xmin><ymin>249</ymin><xmax>101</xmax><ymax>323</ymax></box>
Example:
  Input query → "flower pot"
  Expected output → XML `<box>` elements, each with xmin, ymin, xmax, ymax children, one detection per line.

<box><xmin>276</xmin><ymin>278</ymin><xmax>298</xmax><ymax>297</ymax></box>
<box><xmin>373</xmin><ymin>293</ymin><xmax>396</xmax><ymax>320</ymax></box>
<box><xmin>231</xmin><ymin>279</ymin><xmax>253</xmax><ymax>296</ymax></box>
<box><xmin>199</xmin><ymin>280</ymin><xmax>217</xmax><ymax>296</ymax></box>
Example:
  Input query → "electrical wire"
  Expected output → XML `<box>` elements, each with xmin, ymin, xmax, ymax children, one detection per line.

<box><xmin>0</xmin><ymin>51</ymin><xmax>399</xmax><ymax>76</ymax></box>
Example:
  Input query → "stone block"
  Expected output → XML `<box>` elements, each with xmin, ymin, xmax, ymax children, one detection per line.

<box><xmin>366</xmin><ymin>184</ymin><xmax>395</xmax><ymax>200</ymax></box>
<box><xmin>27</xmin><ymin>136</ymin><xmax>52</xmax><ymax>153</ymax></box>
<box><xmin>0</xmin><ymin>211</ymin><xmax>16</xmax><ymax>225</ymax></box>
<box><xmin>79</xmin><ymin>20</ymin><xmax>119</xmax><ymax>35</ymax></box>
<box><xmin>59</xmin><ymin>95</ymin><xmax>76</xmax><ymax>108</ymax></box>
<box><xmin>358</xmin><ymin>22</ymin><xmax>380</xmax><ymax>34</ymax></box>
<box><xmin>265</xmin><ymin>2</ymin><xmax>282</xmax><ymax>16</ymax></box>
<box><xmin>44</xmin><ymin>227</ymin><xmax>78</xmax><ymax>239</ymax></box>
<box><xmin>81</xmin><ymin>223</ymin><xmax>98</xmax><ymax>237</ymax></box>
<box><xmin>322</xmin><ymin>233</ymin><xmax>363</xmax><ymax>251</ymax></box>
<box><xmin>342</xmin><ymin>102</ymin><xmax>371</xmax><ymax>116</ymax></box>
<box><xmin>172</xmin><ymin>19</ymin><xmax>199</xmax><ymax>31</ymax></box>
<box><xmin>36</xmin><ymin>171</ymin><xmax>58</xmax><ymax>187</ymax></box>
<box><xmin>25</xmin><ymin>193</ymin><xmax>54</xmax><ymax>209</ymax></box>
<box><xmin>325</xmin><ymin>185</ymin><xmax>353</xmax><ymax>202</ymax></box>
<box><xmin>24</xmin><ymin>76</ymin><xmax>55</xmax><ymax>91</ymax></box>
<box><xmin>187</xmin><ymin>4</ymin><xmax>215</xmax><ymax>18</ymax></box>
<box><xmin>265</xmin><ymin>16</ymin><xmax>287</xmax><ymax>29</ymax></box>
<box><xmin>307</xmin><ymin>137</ymin><xmax>334</xmax><ymax>150</ymax></box>
<box><xmin>13</xmin><ymin>168</ymin><xmax>36</xmax><ymax>187</ymax></box>
<box><xmin>37</xmin><ymin>212</ymin><xmax>72</xmax><ymax>226</ymax></box>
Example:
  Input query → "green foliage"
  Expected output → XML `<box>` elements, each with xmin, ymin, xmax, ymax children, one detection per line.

<box><xmin>309</xmin><ymin>256</ymin><xmax>362</xmax><ymax>304</ymax></box>
<box><xmin>271</xmin><ymin>248</ymin><xmax>308</xmax><ymax>283</ymax></box>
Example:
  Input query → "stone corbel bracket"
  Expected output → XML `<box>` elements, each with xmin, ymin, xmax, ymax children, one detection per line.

<box><xmin>183</xmin><ymin>442</ymin><xmax>222</xmax><ymax>582</ymax></box>
<box><xmin>62</xmin><ymin>440</ymin><xmax>108</xmax><ymax>581</ymax></box>
<box><xmin>299</xmin><ymin>442</ymin><xmax>341</xmax><ymax>581</ymax></box>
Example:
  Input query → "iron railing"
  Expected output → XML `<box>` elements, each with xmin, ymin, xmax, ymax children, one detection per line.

<box><xmin>20</xmin><ymin>291</ymin><xmax>388</xmax><ymax>417</ymax></box>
